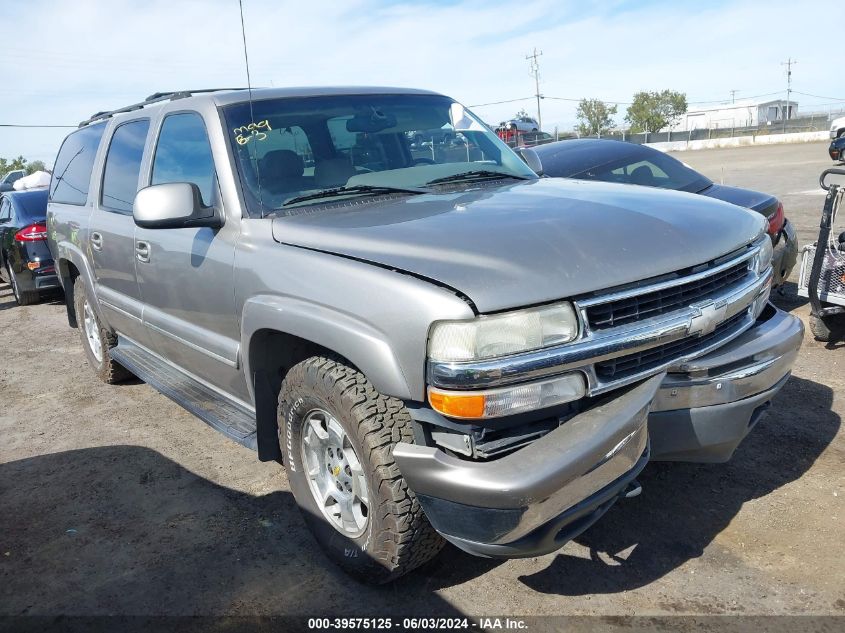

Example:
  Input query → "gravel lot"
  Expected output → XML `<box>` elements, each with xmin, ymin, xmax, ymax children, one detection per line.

<box><xmin>0</xmin><ymin>141</ymin><xmax>843</xmax><ymax>620</ymax></box>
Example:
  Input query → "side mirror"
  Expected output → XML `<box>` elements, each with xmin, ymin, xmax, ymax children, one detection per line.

<box><xmin>516</xmin><ymin>147</ymin><xmax>544</xmax><ymax>177</ymax></box>
<box><xmin>133</xmin><ymin>182</ymin><xmax>222</xmax><ymax>229</ymax></box>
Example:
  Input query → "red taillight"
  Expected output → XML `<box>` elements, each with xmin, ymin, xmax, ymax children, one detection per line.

<box><xmin>767</xmin><ymin>201</ymin><xmax>785</xmax><ymax>237</ymax></box>
<box><xmin>14</xmin><ymin>222</ymin><xmax>48</xmax><ymax>242</ymax></box>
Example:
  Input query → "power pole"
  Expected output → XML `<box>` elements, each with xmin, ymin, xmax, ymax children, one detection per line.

<box><xmin>526</xmin><ymin>48</ymin><xmax>543</xmax><ymax>131</ymax></box>
<box><xmin>730</xmin><ymin>89</ymin><xmax>739</xmax><ymax>104</ymax></box>
<box><xmin>781</xmin><ymin>58</ymin><xmax>797</xmax><ymax>132</ymax></box>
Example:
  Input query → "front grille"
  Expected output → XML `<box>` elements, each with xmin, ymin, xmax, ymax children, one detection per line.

<box><xmin>595</xmin><ymin>310</ymin><xmax>749</xmax><ymax>381</ymax></box>
<box><xmin>586</xmin><ymin>260</ymin><xmax>750</xmax><ymax>330</ymax></box>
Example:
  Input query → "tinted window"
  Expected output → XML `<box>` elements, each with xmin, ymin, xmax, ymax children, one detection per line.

<box><xmin>537</xmin><ymin>141</ymin><xmax>711</xmax><ymax>193</ymax></box>
<box><xmin>152</xmin><ymin>113</ymin><xmax>216</xmax><ymax>206</ymax></box>
<box><xmin>13</xmin><ymin>190</ymin><xmax>49</xmax><ymax>223</ymax></box>
<box><xmin>50</xmin><ymin>123</ymin><xmax>107</xmax><ymax>205</ymax></box>
<box><xmin>0</xmin><ymin>198</ymin><xmax>10</xmax><ymax>222</ymax></box>
<box><xmin>101</xmin><ymin>119</ymin><xmax>150</xmax><ymax>213</ymax></box>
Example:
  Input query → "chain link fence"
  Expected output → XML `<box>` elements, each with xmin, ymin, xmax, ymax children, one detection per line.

<box><xmin>501</xmin><ymin>107</ymin><xmax>845</xmax><ymax>148</ymax></box>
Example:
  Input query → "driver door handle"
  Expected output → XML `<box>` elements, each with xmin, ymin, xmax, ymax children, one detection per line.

<box><xmin>90</xmin><ymin>232</ymin><xmax>103</xmax><ymax>251</ymax></box>
<box><xmin>135</xmin><ymin>240</ymin><xmax>151</xmax><ymax>263</ymax></box>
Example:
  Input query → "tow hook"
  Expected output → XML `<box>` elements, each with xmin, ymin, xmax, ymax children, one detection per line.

<box><xmin>622</xmin><ymin>480</ymin><xmax>642</xmax><ymax>499</ymax></box>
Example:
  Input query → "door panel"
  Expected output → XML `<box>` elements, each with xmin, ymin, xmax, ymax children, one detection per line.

<box><xmin>135</xmin><ymin>111</ymin><xmax>247</xmax><ymax>403</ymax></box>
<box><xmin>89</xmin><ymin>208</ymin><xmax>149</xmax><ymax>344</ymax></box>
<box><xmin>135</xmin><ymin>224</ymin><xmax>247</xmax><ymax>402</ymax></box>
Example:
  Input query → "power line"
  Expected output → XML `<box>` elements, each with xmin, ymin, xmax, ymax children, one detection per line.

<box><xmin>468</xmin><ymin>97</ymin><xmax>534</xmax><ymax>107</ymax></box>
<box><xmin>793</xmin><ymin>90</ymin><xmax>845</xmax><ymax>102</ymax></box>
<box><xmin>0</xmin><ymin>124</ymin><xmax>76</xmax><ymax>128</ymax></box>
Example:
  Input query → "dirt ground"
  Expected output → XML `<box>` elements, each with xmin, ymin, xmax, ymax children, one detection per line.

<box><xmin>0</xmin><ymin>141</ymin><xmax>843</xmax><ymax>619</ymax></box>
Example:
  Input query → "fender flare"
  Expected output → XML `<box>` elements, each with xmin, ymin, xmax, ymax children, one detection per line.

<box><xmin>241</xmin><ymin>294</ymin><xmax>414</xmax><ymax>402</ymax></box>
<box><xmin>55</xmin><ymin>240</ymin><xmax>106</xmax><ymax>329</ymax></box>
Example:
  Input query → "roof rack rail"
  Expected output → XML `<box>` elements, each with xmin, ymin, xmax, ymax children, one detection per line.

<box><xmin>78</xmin><ymin>88</ymin><xmax>249</xmax><ymax>128</ymax></box>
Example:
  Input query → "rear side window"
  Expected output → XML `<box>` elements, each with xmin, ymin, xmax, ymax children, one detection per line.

<box><xmin>101</xmin><ymin>119</ymin><xmax>150</xmax><ymax>214</ymax></box>
<box><xmin>50</xmin><ymin>123</ymin><xmax>107</xmax><ymax>205</ymax></box>
<box><xmin>152</xmin><ymin>112</ymin><xmax>216</xmax><ymax>206</ymax></box>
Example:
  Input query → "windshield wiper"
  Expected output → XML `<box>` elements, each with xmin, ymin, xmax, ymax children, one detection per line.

<box><xmin>282</xmin><ymin>184</ymin><xmax>427</xmax><ymax>207</ymax></box>
<box><xmin>426</xmin><ymin>170</ymin><xmax>529</xmax><ymax>186</ymax></box>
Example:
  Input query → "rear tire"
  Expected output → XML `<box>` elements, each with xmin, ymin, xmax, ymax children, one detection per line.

<box><xmin>6</xmin><ymin>262</ymin><xmax>39</xmax><ymax>306</ymax></box>
<box><xmin>73</xmin><ymin>277</ymin><xmax>132</xmax><ymax>383</ymax></box>
<box><xmin>278</xmin><ymin>356</ymin><xmax>444</xmax><ymax>583</ymax></box>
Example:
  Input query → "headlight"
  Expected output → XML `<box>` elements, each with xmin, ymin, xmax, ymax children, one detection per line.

<box><xmin>428</xmin><ymin>372</ymin><xmax>586</xmax><ymax>419</ymax></box>
<box><xmin>755</xmin><ymin>236</ymin><xmax>773</xmax><ymax>275</ymax></box>
<box><xmin>428</xmin><ymin>302</ymin><xmax>579</xmax><ymax>363</ymax></box>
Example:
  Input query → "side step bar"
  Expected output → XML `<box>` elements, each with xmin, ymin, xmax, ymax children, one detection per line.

<box><xmin>110</xmin><ymin>338</ymin><xmax>258</xmax><ymax>450</ymax></box>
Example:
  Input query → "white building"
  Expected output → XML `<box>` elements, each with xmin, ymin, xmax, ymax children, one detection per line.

<box><xmin>672</xmin><ymin>99</ymin><xmax>796</xmax><ymax>132</ymax></box>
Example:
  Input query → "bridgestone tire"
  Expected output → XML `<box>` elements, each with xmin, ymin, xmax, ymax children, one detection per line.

<box><xmin>278</xmin><ymin>356</ymin><xmax>444</xmax><ymax>583</ymax></box>
<box><xmin>73</xmin><ymin>277</ymin><xmax>132</xmax><ymax>384</ymax></box>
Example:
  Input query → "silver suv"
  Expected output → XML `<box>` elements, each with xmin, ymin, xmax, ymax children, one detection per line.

<box><xmin>47</xmin><ymin>87</ymin><xmax>802</xmax><ymax>582</ymax></box>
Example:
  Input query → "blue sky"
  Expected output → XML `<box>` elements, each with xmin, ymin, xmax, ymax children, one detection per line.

<box><xmin>1</xmin><ymin>0</ymin><xmax>841</xmax><ymax>164</ymax></box>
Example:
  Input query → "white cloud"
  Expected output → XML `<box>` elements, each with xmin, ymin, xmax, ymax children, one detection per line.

<box><xmin>0</xmin><ymin>0</ymin><xmax>840</xmax><ymax>163</ymax></box>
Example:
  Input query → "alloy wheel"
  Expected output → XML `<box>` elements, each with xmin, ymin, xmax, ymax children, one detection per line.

<box><xmin>300</xmin><ymin>408</ymin><xmax>369</xmax><ymax>537</ymax></box>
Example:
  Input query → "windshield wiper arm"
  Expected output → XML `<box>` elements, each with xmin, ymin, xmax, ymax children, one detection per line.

<box><xmin>426</xmin><ymin>170</ymin><xmax>529</xmax><ymax>186</ymax></box>
<box><xmin>282</xmin><ymin>184</ymin><xmax>427</xmax><ymax>206</ymax></box>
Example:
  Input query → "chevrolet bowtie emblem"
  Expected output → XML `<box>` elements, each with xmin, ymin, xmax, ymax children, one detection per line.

<box><xmin>332</xmin><ymin>466</ymin><xmax>341</xmax><ymax>477</ymax></box>
<box><xmin>687</xmin><ymin>300</ymin><xmax>728</xmax><ymax>336</ymax></box>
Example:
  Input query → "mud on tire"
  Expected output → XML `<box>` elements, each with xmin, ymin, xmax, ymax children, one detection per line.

<box><xmin>278</xmin><ymin>356</ymin><xmax>444</xmax><ymax>583</ymax></box>
<box><xmin>73</xmin><ymin>277</ymin><xmax>132</xmax><ymax>384</ymax></box>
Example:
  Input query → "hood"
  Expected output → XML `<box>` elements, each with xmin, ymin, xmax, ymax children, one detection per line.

<box><xmin>698</xmin><ymin>183</ymin><xmax>778</xmax><ymax>216</ymax></box>
<box><xmin>271</xmin><ymin>179</ymin><xmax>765</xmax><ymax>313</ymax></box>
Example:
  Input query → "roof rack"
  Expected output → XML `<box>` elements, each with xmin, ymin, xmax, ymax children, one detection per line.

<box><xmin>78</xmin><ymin>88</ymin><xmax>249</xmax><ymax>128</ymax></box>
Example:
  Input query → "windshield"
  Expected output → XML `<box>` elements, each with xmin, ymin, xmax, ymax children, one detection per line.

<box><xmin>223</xmin><ymin>93</ymin><xmax>536</xmax><ymax>216</ymax></box>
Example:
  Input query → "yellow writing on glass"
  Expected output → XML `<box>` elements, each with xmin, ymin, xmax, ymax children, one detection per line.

<box><xmin>234</xmin><ymin>120</ymin><xmax>272</xmax><ymax>145</ymax></box>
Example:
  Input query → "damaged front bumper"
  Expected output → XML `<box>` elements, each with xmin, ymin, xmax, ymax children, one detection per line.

<box><xmin>393</xmin><ymin>374</ymin><xmax>662</xmax><ymax>558</ymax></box>
<box><xmin>395</xmin><ymin>305</ymin><xmax>802</xmax><ymax>558</ymax></box>
<box><xmin>648</xmin><ymin>303</ymin><xmax>803</xmax><ymax>462</ymax></box>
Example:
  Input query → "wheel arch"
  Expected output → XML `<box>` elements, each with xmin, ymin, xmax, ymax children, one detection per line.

<box><xmin>56</xmin><ymin>243</ymin><xmax>96</xmax><ymax>329</ymax></box>
<box><xmin>242</xmin><ymin>295</ymin><xmax>415</xmax><ymax>463</ymax></box>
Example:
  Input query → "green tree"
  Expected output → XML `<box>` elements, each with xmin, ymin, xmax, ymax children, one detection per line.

<box><xmin>0</xmin><ymin>156</ymin><xmax>48</xmax><ymax>177</ymax></box>
<box><xmin>26</xmin><ymin>160</ymin><xmax>46</xmax><ymax>175</ymax></box>
<box><xmin>576</xmin><ymin>99</ymin><xmax>618</xmax><ymax>136</ymax></box>
<box><xmin>625</xmin><ymin>90</ymin><xmax>688</xmax><ymax>133</ymax></box>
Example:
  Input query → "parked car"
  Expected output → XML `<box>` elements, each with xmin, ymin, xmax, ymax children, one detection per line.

<box><xmin>48</xmin><ymin>87</ymin><xmax>801</xmax><ymax>583</ymax></box>
<box><xmin>0</xmin><ymin>169</ymin><xmax>26</xmax><ymax>192</ymax></box>
<box><xmin>829</xmin><ymin>136</ymin><xmax>845</xmax><ymax>163</ymax></box>
<box><xmin>534</xmin><ymin>139</ymin><xmax>799</xmax><ymax>286</ymax></box>
<box><xmin>496</xmin><ymin>129</ymin><xmax>554</xmax><ymax>148</ymax></box>
<box><xmin>830</xmin><ymin>115</ymin><xmax>845</xmax><ymax>139</ymax></box>
<box><xmin>0</xmin><ymin>188</ymin><xmax>58</xmax><ymax>305</ymax></box>
<box><xmin>406</xmin><ymin>129</ymin><xmax>455</xmax><ymax>146</ymax></box>
<box><xmin>502</xmin><ymin>116</ymin><xmax>539</xmax><ymax>132</ymax></box>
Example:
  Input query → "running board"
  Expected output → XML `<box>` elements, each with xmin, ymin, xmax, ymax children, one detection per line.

<box><xmin>110</xmin><ymin>338</ymin><xmax>257</xmax><ymax>450</ymax></box>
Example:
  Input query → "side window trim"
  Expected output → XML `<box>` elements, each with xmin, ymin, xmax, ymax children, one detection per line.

<box><xmin>99</xmin><ymin>117</ymin><xmax>151</xmax><ymax>216</ymax></box>
<box><xmin>148</xmin><ymin>110</ymin><xmax>220</xmax><ymax>208</ymax></box>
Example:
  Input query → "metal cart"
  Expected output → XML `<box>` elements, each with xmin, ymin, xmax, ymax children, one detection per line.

<box><xmin>797</xmin><ymin>168</ymin><xmax>845</xmax><ymax>341</ymax></box>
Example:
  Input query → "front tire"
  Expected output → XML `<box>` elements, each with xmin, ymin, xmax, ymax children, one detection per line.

<box><xmin>278</xmin><ymin>356</ymin><xmax>444</xmax><ymax>583</ymax></box>
<box><xmin>73</xmin><ymin>277</ymin><xmax>132</xmax><ymax>383</ymax></box>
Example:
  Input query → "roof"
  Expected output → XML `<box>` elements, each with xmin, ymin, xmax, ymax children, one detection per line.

<box><xmin>80</xmin><ymin>86</ymin><xmax>446</xmax><ymax>126</ymax></box>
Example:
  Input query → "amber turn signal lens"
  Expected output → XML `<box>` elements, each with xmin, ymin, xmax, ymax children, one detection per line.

<box><xmin>26</xmin><ymin>261</ymin><xmax>40</xmax><ymax>271</ymax></box>
<box><xmin>428</xmin><ymin>390</ymin><xmax>485</xmax><ymax>419</ymax></box>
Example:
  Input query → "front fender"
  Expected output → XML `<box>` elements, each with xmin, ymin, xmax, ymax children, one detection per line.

<box><xmin>241</xmin><ymin>294</ymin><xmax>413</xmax><ymax>401</ymax></box>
